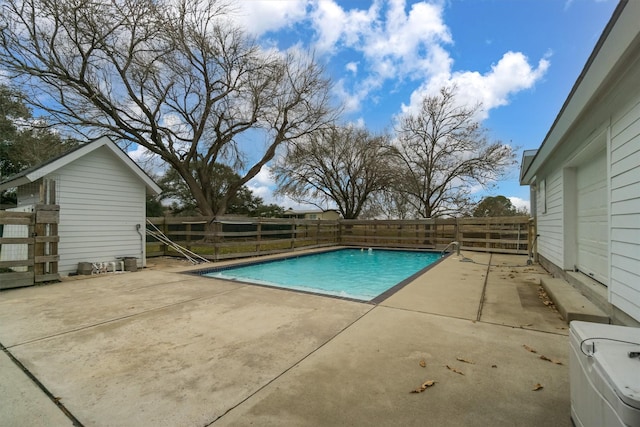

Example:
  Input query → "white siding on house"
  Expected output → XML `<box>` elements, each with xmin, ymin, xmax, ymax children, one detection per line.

<box><xmin>576</xmin><ymin>152</ymin><xmax>609</xmax><ymax>284</ymax></box>
<box><xmin>536</xmin><ymin>169</ymin><xmax>564</xmax><ymax>268</ymax></box>
<box><xmin>520</xmin><ymin>2</ymin><xmax>640</xmax><ymax>324</ymax></box>
<box><xmin>53</xmin><ymin>146</ymin><xmax>146</xmax><ymax>275</ymax></box>
<box><xmin>609</xmin><ymin>94</ymin><xmax>640</xmax><ymax>321</ymax></box>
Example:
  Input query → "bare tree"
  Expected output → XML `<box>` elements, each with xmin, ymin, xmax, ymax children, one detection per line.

<box><xmin>393</xmin><ymin>86</ymin><xmax>516</xmax><ymax>218</ymax></box>
<box><xmin>363</xmin><ymin>190</ymin><xmax>414</xmax><ymax>220</ymax></box>
<box><xmin>273</xmin><ymin>125</ymin><xmax>396</xmax><ymax>219</ymax></box>
<box><xmin>0</xmin><ymin>0</ymin><xmax>334</xmax><ymax>216</ymax></box>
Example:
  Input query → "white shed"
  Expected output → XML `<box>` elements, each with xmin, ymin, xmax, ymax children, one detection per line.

<box><xmin>0</xmin><ymin>136</ymin><xmax>161</xmax><ymax>275</ymax></box>
<box><xmin>520</xmin><ymin>1</ymin><xmax>640</xmax><ymax>325</ymax></box>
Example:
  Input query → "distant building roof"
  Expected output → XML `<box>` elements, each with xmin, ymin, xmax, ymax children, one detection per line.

<box><xmin>283</xmin><ymin>209</ymin><xmax>339</xmax><ymax>215</ymax></box>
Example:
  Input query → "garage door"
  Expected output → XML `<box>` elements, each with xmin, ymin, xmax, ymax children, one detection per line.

<box><xmin>576</xmin><ymin>152</ymin><xmax>608</xmax><ymax>284</ymax></box>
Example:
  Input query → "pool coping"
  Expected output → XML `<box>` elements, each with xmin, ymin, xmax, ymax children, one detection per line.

<box><xmin>186</xmin><ymin>247</ymin><xmax>451</xmax><ymax>305</ymax></box>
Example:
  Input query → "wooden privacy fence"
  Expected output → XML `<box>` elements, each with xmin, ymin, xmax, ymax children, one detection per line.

<box><xmin>0</xmin><ymin>204</ymin><xmax>60</xmax><ymax>289</ymax></box>
<box><xmin>457</xmin><ymin>216</ymin><xmax>533</xmax><ymax>254</ymax></box>
<box><xmin>147</xmin><ymin>216</ymin><xmax>340</xmax><ymax>261</ymax></box>
<box><xmin>338</xmin><ymin>219</ymin><xmax>457</xmax><ymax>249</ymax></box>
<box><xmin>147</xmin><ymin>216</ymin><xmax>533</xmax><ymax>261</ymax></box>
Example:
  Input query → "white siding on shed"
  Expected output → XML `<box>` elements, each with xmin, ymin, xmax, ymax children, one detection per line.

<box><xmin>54</xmin><ymin>145</ymin><xmax>146</xmax><ymax>274</ymax></box>
<box><xmin>536</xmin><ymin>169</ymin><xmax>564</xmax><ymax>268</ymax></box>
<box><xmin>609</xmin><ymin>94</ymin><xmax>640</xmax><ymax>321</ymax></box>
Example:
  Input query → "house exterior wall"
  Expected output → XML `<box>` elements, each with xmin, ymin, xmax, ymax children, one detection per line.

<box><xmin>576</xmin><ymin>151</ymin><xmax>609</xmax><ymax>283</ymax></box>
<box><xmin>47</xmin><ymin>145</ymin><xmax>146</xmax><ymax>275</ymax></box>
<box><xmin>316</xmin><ymin>211</ymin><xmax>341</xmax><ymax>220</ymax></box>
<box><xmin>535</xmin><ymin>168</ymin><xmax>564</xmax><ymax>269</ymax></box>
<box><xmin>282</xmin><ymin>210</ymin><xmax>341</xmax><ymax>220</ymax></box>
<box><xmin>609</xmin><ymin>91</ymin><xmax>640</xmax><ymax>320</ymax></box>
<box><xmin>532</xmin><ymin>47</ymin><xmax>640</xmax><ymax>323</ymax></box>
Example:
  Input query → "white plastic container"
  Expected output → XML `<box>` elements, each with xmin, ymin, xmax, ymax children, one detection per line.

<box><xmin>570</xmin><ymin>321</ymin><xmax>640</xmax><ymax>427</ymax></box>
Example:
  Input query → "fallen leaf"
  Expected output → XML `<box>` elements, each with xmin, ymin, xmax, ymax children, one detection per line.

<box><xmin>410</xmin><ymin>380</ymin><xmax>437</xmax><ymax>393</ymax></box>
<box><xmin>532</xmin><ymin>383</ymin><xmax>543</xmax><ymax>391</ymax></box>
<box><xmin>456</xmin><ymin>357</ymin><xmax>475</xmax><ymax>364</ymax></box>
<box><xmin>419</xmin><ymin>359</ymin><xmax>426</xmax><ymax>368</ymax></box>
<box><xmin>523</xmin><ymin>345</ymin><xmax>537</xmax><ymax>353</ymax></box>
<box><xmin>520</xmin><ymin>323</ymin><xmax>533</xmax><ymax>328</ymax></box>
<box><xmin>539</xmin><ymin>355</ymin><xmax>551</xmax><ymax>362</ymax></box>
<box><xmin>446</xmin><ymin>365</ymin><xmax>464</xmax><ymax>375</ymax></box>
<box><xmin>491</xmin><ymin>365</ymin><xmax>498</xmax><ymax>368</ymax></box>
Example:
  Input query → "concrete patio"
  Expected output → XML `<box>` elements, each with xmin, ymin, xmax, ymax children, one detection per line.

<box><xmin>0</xmin><ymin>250</ymin><xmax>571</xmax><ymax>426</ymax></box>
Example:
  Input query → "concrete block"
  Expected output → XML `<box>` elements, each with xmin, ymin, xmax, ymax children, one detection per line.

<box><xmin>123</xmin><ymin>258</ymin><xmax>137</xmax><ymax>272</ymax></box>
<box><xmin>77</xmin><ymin>262</ymin><xmax>93</xmax><ymax>275</ymax></box>
<box><xmin>541</xmin><ymin>277</ymin><xmax>609</xmax><ymax>324</ymax></box>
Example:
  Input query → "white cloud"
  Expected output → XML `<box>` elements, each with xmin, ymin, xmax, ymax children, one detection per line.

<box><xmin>303</xmin><ymin>1</ymin><xmax>548</xmax><ymax>124</ymax></box>
<box><xmin>229</xmin><ymin>1</ymin><xmax>548</xmax><ymax>124</ymax></box>
<box><xmin>249</xmin><ymin>165</ymin><xmax>275</xmax><ymax>187</ymax></box>
<box><xmin>247</xmin><ymin>165</ymin><xmax>280</xmax><ymax>204</ymax></box>
<box><xmin>352</xmin><ymin>117</ymin><xmax>366</xmax><ymax>128</ymax></box>
<box><xmin>509</xmin><ymin>196</ymin><xmax>530</xmax><ymax>213</ymax></box>
<box><xmin>402</xmin><ymin>51</ymin><xmax>550</xmax><ymax>120</ymax></box>
<box><xmin>310</xmin><ymin>0</ymin><xmax>452</xmax><ymax>109</ymax></box>
<box><xmin>334</xmin><ymin>78</ymin><xmax>369</xmax><ymax>112</ymax></box>
<box><xmin>310</xmin><ymin>1</ymin><xmax>348</xmax><ymax>53</ymax></box>
<box><xmin>233</xmin><ymin>0</ymin><xmax>309</xmax><ymax>36</ymax></box>
<box><xmin>126</xmin><ymin>143</ymin><xmax>167</xmax><ymax>177</ymax></box>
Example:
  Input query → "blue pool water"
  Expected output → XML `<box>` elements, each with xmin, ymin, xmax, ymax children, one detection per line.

<box><xmin>202</xmin><ymin>248</ymin><xmax>441</xmax><ymax>301</ymax></box>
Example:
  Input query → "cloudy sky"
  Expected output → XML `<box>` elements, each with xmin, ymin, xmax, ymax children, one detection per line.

<box><xmin>230</xmin><ymin>0</ymin><xmax>617</xmax><ymax>213</ymax></box>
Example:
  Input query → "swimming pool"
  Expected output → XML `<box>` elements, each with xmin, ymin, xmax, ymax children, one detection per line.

<box><xmin>195</xmin><ymin>248</ymin><xmax>442</xmax><ymax>302</ymax></box>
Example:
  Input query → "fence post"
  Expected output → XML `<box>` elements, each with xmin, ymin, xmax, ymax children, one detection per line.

<box><xmin>257</xmin><ymin>221</ymin><xmax>262</xmax><ymax>254</ymax></box>
<box><xmin>34</xmin><ymin>209</ymin><xmax>45</xmax><ymax>279</ymax></box>
<box><xmin>163</xmin><ymin>216</ymin><xmax>169</xmax><ymax>256</ymax></box>
<box><xmin>186</xmin><ymin>223</ymin><xmax>192</xmax><ymax>251</ymax></box>
<box><xmin>432</xmin><ymin>219</ymin><xmax>437</xmax><ymax>247</ymax></box>
<box><xmin>485</xmin><ymin>220</ymin><xmax>490</xmax><ymax>251</ymax></box>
